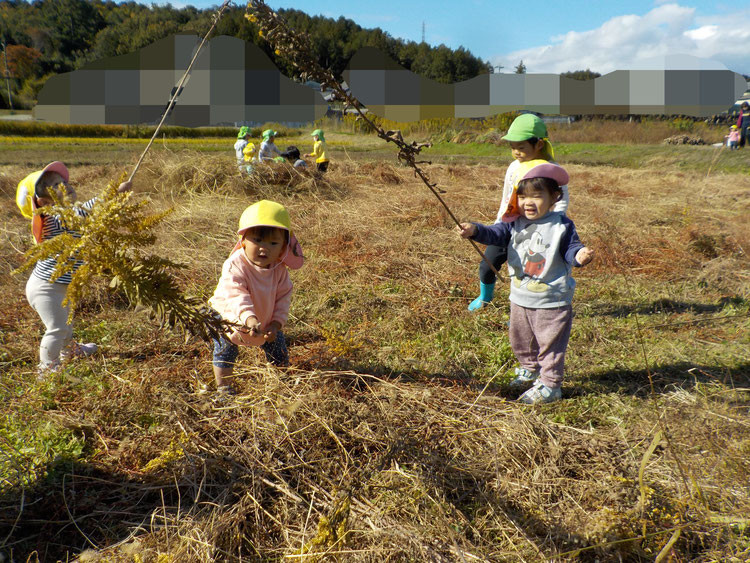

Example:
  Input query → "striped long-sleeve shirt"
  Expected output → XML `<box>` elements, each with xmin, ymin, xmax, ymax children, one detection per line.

<box><xmin>31</xmin><ymin>198</ymin><xmax>97</xmax><ymax>285</ymax></box>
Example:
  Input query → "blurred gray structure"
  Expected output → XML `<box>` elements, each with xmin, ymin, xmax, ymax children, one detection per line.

<box><xmin>343</xmin><ymin>48</ymin><xmax>747</xmax><ymax>121</ymax></box>
<box><xmin>34</xmin><ymin>34</ymin><xmax>327</xmax><ymax>126</ymax></box>
<box><xmin>33</xmin><ymin>36</ymin><xmax>746</xmax><ymax>125</ymax></box>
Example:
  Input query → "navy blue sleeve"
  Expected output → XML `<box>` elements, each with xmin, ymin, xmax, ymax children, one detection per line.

<box><xmin>559</xmin><ymin>216</ymin><xmax>585</xmax><ymax>266</ymax></box>
<box><xmin>471</xmin><ymin>222</ymin><xmax>512</xmax><ymax>248</ymax></box>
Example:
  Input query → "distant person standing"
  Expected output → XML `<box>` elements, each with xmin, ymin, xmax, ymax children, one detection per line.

<box><xmin>307</xmin><ymin>129</ymin><xmax>329</xmax><ymax>172</ymax></box>
<box><xmin>725</xmin><ymin>125</ymin><xmax>740</xmax><ymax>150</ymax></box>
<box><xmin>738</xmin><ymin>102</ymin><xmax>750</xmax><ymax>148</ymax></box>
<box><xmin>234</xmin><ymin>126</ymin><xmax>252</xmax><ymax>171</ymax></box>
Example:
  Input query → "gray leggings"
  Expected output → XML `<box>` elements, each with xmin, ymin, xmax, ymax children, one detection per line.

<box><xmin>26</xmin><ymin>274</ymin><xmax>73</xmax><ymax>369</ymax></box>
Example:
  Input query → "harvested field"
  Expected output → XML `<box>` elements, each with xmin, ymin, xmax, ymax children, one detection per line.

<box><xmin>1</xmin><ymin>143</ymin><xmax>749</xmax><ymax>562</ymax></box>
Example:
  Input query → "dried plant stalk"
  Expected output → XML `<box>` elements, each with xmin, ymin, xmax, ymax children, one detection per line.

<box><xmin>246</xmin><ymin>0</ymin><xmax>501</xmax><ymax>279</ymax></box>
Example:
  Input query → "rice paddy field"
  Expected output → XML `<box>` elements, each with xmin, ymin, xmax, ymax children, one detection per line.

<box><xmin>0</xmin><ymin>128</ymin><xmax>749</xmax><ymax>561</ymax></box>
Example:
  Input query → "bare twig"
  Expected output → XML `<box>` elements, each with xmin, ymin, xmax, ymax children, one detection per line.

<box><xmin>129</xmin><ymin>0</ymin><xmax>232</xmax><ymax>183</ymax></box>
<box><xmin>246</xmin><ymin>1</ymin><xmax>502</xmax><ymax>280</ymax></box>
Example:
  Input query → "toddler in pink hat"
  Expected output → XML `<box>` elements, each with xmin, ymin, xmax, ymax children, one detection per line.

<box><xmin>16</xmin><ymin>161</ymin><xmax>132</xmax><ymax>376</ymax></box>
<box><xmin>457</xmin><ymin>162</ymin><xmax>593</xmax><ymax>404</ymax></box>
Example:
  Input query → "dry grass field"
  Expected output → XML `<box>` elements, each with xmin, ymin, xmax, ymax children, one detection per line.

<box><xmin>1</xmin><ymin>135</ymin><xmax>749</xmax><ymax>561</ymax></box>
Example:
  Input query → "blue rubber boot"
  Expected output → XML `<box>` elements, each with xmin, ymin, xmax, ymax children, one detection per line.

<box><xmin>468</xmin><ymin>282</ymin><xmax>495</xmax><ymax>311</ymax></box>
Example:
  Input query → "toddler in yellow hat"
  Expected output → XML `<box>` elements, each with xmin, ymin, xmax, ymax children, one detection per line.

<box><xmin>15</xmin><ymin>162</ymin><xmax>132</xmax><ymax>375</ymax></box>
<box><xmin>725</xmin><ymin>125</ymin><xmax>740</xmax><ymax>150</ymax></box>
<box><xmin>208</xmin><ymin>200</ymin><xmax>304</xmax><ymax>397</ymax></box>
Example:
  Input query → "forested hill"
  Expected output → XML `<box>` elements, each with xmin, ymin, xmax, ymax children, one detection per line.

<box><xmin>0</xmin><ymin>0</ymin><xmax>491</xmax><ymax>109</ymax></box>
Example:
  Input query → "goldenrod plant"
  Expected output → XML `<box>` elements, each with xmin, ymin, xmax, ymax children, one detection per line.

<box><xmin>13</xmin><ymin>177</ymin><xmax>228</xmax><ymax>342</ymax></box>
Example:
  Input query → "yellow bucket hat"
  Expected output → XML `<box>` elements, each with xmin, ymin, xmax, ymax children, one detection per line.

<box><xmin>237</xmin><ymin>200</ymin><xmax>290</xmax><ymax>235</ymax></box>
<box><xmin>233</xmin><ymin>200</ymin><xmax>305</xmax><ymax>269</ymax></box>
<box><xmin>15</xmin><ymin>161</ymin><xmax>70</xmax><ymax>242</ymax></box>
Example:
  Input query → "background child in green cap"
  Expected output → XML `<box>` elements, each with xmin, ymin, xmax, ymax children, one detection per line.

<box><xmin>307</xmin><ymin>129</ymin><xmax>329</xmax><ymax>172</ymax></box>
<box><xmin>467</xmin><ymin>113</ymin><xmax>569</xmax><ymax>311</ymax></box>
<box><xmin>258</xmin><ymin>129</ymin><xmax>282</xmax><ymax>162</ymax></box>
<box><xmin>234</xmin><ymin>126</ymin><xmax>252</xmax><ymax>171</ymax></box>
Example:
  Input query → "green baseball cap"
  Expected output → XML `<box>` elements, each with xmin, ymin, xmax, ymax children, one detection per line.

<box><xmin>502</xmin><ymin>114</ymin><xmax>548</xmax><ymax>142</ymax></box>
<box><xmin>262</xmin><ymin>129</ymin><xmax>278</xmax><ymax>140</ymax></box>
<box><xmin>237</xmin><ymin>126</ymin><xmax>250</xmax><ymax>139</ymax></box>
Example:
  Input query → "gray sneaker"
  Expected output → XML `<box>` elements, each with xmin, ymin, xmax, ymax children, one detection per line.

<box><xmin>509</xmin><ymin>367</ymin><xmax>540</xmax><ymax>387</ymax></box>
<box><xmin>213</xmin><ymin>384</ymin><xmax>237</xmax><ymax>403</ymax></box>
<box><xmin>36</xmin><ymin>362</ymin><xmax>60</xmax><ymax>382</ymax></box>
<box><xmin>518</xmin><ymin>381</ymin><xmax>562</xmax><ymax>404</ymax></box>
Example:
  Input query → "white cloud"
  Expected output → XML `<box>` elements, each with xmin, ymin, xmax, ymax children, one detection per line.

<box><xmin>491</xmin><ymin>3</ymin><xmax>750</xmax><ymax>75</ymax></box>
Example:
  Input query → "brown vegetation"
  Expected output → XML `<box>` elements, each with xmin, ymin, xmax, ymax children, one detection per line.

<box><xmin>1</xmin><ymin>150</ymin><xmax>749</xmax><ymax>561</ymax></box>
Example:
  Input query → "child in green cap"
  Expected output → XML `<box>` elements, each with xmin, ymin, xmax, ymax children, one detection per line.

<box><xmin>467</xmin><ymin>113</ymin><xmax>569</xmax><ymax>311</ymax></box>
<box><xmin>258</xmin><ymin>129</ymin><xmax>282</xmax><ymax>162</ymax></box>
<box><xmin>234</xmin><ymin>126</ymin><xmax>252</xmax><ymax>171</ymax></box>
<box><xmin>306</xmin><ymin>129</ymin><xmax>329</xmax><ymax>172</ymax></box>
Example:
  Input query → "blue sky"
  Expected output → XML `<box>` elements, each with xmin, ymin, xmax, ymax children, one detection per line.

<box><xmin>164</xmin><ymin>1</ymin><xmax>749</xmax><ymax>74</ymax></box>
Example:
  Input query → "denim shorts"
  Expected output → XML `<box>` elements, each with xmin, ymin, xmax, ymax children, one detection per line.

<box><xmin>212</xmin><ymin>331</ymin><xmax>289</xmax><ymax>368</ymax></box>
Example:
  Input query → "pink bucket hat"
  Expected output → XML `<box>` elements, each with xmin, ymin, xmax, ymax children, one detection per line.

<box><xmin>500</xmin><ymin>161</ymin><xmax>569</xmax><ymax>222</ymax></box>
<box><xmin>519</xmin><ymin>162</ymin><xmax>568</xmax><ymax>187</ymax></box>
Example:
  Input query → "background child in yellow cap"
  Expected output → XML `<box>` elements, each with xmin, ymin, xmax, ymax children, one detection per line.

<box><xmin>467</xmin><ymin>113</ymin><xmax>569</xmax><ymax>311</ymax></box>
<box><xmin>15</xmin><ymin>162</ymin><xmax>132</xmax><ymax>375</ymax></box>
<box><xmin>208</xmin><ymin>200</ymin><xmax>304</xmax><ymax>396</ymax></box>
<box><xmin>725</xmin><ymin>125</ymin><xmax>740</xmax><ymax>150</ymax></box>
<box><xmin>306</xmin><ymin>129</ymin><xmax>329</xmax><ymax>172</ymax></box>
<box><xmin>457</xmin><ymin>162</ymin><xmax>592</xmax><ymax>405</ymax></box>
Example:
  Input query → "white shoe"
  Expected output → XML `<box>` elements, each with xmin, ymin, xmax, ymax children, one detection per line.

<box><xmin>509</xmin><ymin>367</ymin><xmax>539</xmax><ymax>387</ymax></box>
<box><xmin>518</xmin><ymin>381</ymin><xmax>562</xmax><ymax>404</ymax></box>
<box><xmin>36</xmin><ymin>362</ymin><xmax>60</xmax><ymax>382</ymax></box>
<box><xmin>61</xmin><ymin>341</ymin><xmax>99</xmax><ymax>360</ymax></box>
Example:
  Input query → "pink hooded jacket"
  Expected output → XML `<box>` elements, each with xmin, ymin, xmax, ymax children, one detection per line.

<box><xmin>208</xmin><ymin>248</ymin><xmax>293</xmax><ymax>347</ymax></box>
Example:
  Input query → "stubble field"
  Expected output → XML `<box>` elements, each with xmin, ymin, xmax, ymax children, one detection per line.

<box><xmin>0</xmin><ymin>133</ymin><xmax>749</xmax><ymax>561</ymax></box>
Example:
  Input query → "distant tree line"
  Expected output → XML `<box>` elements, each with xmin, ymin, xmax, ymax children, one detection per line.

<box><xmin>0</xmin><ymin>0</ymin><xmax>494</xmax><ymax>108</ymax></box>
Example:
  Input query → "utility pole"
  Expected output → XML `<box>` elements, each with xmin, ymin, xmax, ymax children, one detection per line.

<box><xmin>1</xmin><ymin>36</ymin><xmax>13</xmax><ymax>112</ymax></box>
<box><xmin>421</xmin><ymin>21</ymin><xmax>425</xmax><ymax>44</ymax></box>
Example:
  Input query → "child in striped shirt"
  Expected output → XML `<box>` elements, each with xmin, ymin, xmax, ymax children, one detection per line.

<box><xmin>15</xmin><ymin>162</ymin><xmax>132</xmax><ymax>375</ymax></box>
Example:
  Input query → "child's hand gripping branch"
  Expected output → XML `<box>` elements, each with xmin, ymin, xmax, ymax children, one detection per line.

<box><xmin>241</xmin><ymin>316</ymin><xmax>280</xmax><ymax>342</ymax></box>
<box><xmin>457</xmin><ymin>223</ymin><xmax>477</xmax><ymax>239</ymax></box>
<box><xmin>457</xmin><ymin>162</ymin><xmax>593</xmax><ymax>406</ymax></box>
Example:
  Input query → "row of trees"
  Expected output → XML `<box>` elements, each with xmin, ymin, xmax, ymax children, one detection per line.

<box><xmin>0</xmin><ymin>0</ymin><xmax>494</xmax><ymax>109</ymax></box>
